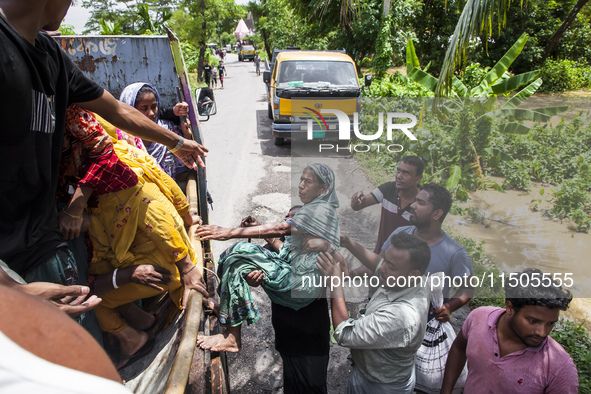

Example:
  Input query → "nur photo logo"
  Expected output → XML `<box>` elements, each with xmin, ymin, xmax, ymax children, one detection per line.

<box><xmin>302</xmin><ymin>108</ymin><xmax>419</xmax><ymax>153</ymax></box>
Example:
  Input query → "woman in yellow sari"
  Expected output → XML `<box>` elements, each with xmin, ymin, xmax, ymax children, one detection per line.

<box><xmin>59</xmin><ymin>105</ymin><xmax>207</xmax><ymax>368</ymax></box>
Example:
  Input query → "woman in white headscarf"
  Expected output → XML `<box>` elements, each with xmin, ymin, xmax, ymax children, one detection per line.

<box><xmin>119</xmin><ymin>82</ymin><xmax>191</xmax><ymax>179</ymax></box>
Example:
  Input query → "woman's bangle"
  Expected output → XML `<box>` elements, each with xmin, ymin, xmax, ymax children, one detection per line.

<box><xmin>112</xmin><ymin>268</ymin><xmax>119</xmax><ymax>289</ymax></box>
<box><xmin>170</xmin><ymin>136</ymin><xmax>185</xmax><ymax>154</ymax></box>
<box><xmin>62</xmin><ymin>208</ymin><xmax>82</xmax><ymax>219</ymax></box>
<box><xmin>267</xmin><ymin>238</ymin><xmax>276</xmax><ymax>245</ymax></box>
<box><xmin>181</xmin><ymin>264</ymin><xmax>196</xmax><ymax>276</ymax></box>
<box><xmin>258</xmin><ymin>227</ymin><xmax>261</xmax><ymax>239</ymax></box>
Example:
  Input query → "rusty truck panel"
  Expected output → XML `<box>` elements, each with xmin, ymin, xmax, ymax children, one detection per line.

<box><xmin>57</xmin><ymin>35</ymin><xmax>181</xmax><ymax>108</ymax></box>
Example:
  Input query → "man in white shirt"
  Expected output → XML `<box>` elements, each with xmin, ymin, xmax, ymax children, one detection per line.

<box><xmin>317</xmin><ymin>232</ymin><xmax>431</xmax><ymax>393</ymax></box>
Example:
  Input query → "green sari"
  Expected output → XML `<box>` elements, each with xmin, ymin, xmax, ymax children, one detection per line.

<box><xmin>216</xmin><ymin>163</ymin><xmax>340</xmax><ymax>326</ymax></box>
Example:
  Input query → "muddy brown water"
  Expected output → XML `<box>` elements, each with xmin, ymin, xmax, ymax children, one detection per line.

<box><xmin>446</xmin><ymin>178</ymin><xmax>591</xmax><ymax>332</ymax></box>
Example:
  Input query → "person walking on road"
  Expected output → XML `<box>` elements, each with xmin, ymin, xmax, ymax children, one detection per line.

<box><xmin>202</xmin><ymin>59</ymin><xmax>212</xmax><ymax>87</ymax></box>
<box><xmin>218</xmin><ymin>61</ymin><xmax>227</xmax><ymax>89</ymax></box>
<box><xmin>254</xmin><ymin>53</ymin><xmax>261</xmax><ymax>76</ymax></box>
<box><xmin>211</xmin><ymin>66</ymin><xmax>218</xmax><ymax>89</ymax></box>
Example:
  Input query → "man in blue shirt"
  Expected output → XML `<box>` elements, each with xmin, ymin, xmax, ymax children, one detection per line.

<box><xmin>381</xmin><ymin>183</ymin><xmax>474</xmax><ymax>322</ymax></box>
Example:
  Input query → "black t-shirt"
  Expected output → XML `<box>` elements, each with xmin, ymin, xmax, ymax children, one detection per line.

<box><xmin>217</xmin><ymin>65</ymin><xmax>225</xmax><ymax>76</ymax></box>
<box><xmin>370</xmin><ymin>181</ymin><xmax>412</xmax><ymax>253</ymax></box>
<box><xmin>0</xmin><ymin>15</ymin><xmax>104</xmax><ymax>275</ymax></box>
<box><xmin>202</xmin><ymin>64</ymin><xmax>212</xmax><ymax>77</ymax></box>
<box><xmin>271</xmin><ymin>298</ymin><xmax>330</xmax><ymax>357</ymax></box>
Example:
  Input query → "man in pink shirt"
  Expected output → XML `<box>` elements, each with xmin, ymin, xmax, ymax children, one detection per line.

<box><xmin>441</xmin><ymin>268</ymin><xmax>578</xmax><ymax>393</ymax></box>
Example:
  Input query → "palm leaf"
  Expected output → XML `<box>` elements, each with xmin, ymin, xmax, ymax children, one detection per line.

<box><xmin>446</xmin><ymin>165</ymin><xmax>462</xmax><ymax>190</ymax></box>
<box><xmin>470</xmin><ymin>32</ymin><xmax>529</xmax><ymax>96</ymax></box>
<box><xmin>500</xmin><ymin>78</ymin><xmax>543</xmax><ymax>109</ymax></box>
<box><xmin>489</xmin><ymin>108</ymin><xmax>552</xmax><ymax>122</ymax></box>
<box><xmin>435</xmin><ymin>0</ymin><xmax>520</xmax><ymax>96</ymax></box>
<box><xmin>484</xmin><ymin>147</ymin><xmax>514</xmax><ymax>161</ymax></box>
<box><xmin>452</xmin><ymin>77</ymin><xmax>468</xmax><ymax>97</ymax></box>
<box><xmin>406</xmin><ymin>39</ymin><xmax>421</xmax><ymax>76</ymax></box>
<box><xmin>530</xmin><ymin>106</ymin><xmax>569</xmax><ymax>117</ymax></box>
<box><xmin>497</xmin><ymin>122</ymin><xmax>531</xmax><ymax>134</ymax></box>
<box><xmin>408</xmin><ymin>68</ymin><xmax>439</xmax><ymax>92</ymax></box>
<box><xmin>489</xmin><ymin>70</ymin><xmax>540</xmax><ymax>95</ymax></box>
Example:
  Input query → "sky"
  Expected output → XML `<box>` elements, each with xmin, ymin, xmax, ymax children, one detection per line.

<box><xmin>62</xmin><ymin>4</ymin><xmax>92</xmax><ymax>33</ymax></box>
<box><xmin>62</xmin><ymin>1</ymin><xmax>251</xmax><ymax>34</ymax></box>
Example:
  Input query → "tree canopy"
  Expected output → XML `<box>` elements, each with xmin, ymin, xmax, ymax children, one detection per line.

<box><xmin>80</xmin><ymin>0</ymin><xmax>590</xmax><ymax>88</ymax></box>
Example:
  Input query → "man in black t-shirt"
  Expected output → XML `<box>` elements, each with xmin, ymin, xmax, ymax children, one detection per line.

<box><xmin>0</xmin><ymin>1</ymin><xmax>209</xmax><ymax>286</ymax></box>
<box><xmin>202</xmin><ymin>59</ymin><xmax>212</xmax><ymax>87</ymax></box>
<box><xmin>217</xmin><ymin>61</ymin><xmax>226</xmax><ymax>88</ymax></box>
<box><xmin>350</xmin><ymin>155</ymin><xmax>424</xmax><ymax>254</ymax></box>
<box><xmin>349</xmin><ymin>155</ymin><xmax>424</xmax><ymax>296</ymax></box>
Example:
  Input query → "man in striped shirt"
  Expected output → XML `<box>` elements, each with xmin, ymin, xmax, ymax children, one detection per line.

<box><xmin>349</xmin><ymin>156</ymin><xmax>424</xmax><ymax>283</ymax></box>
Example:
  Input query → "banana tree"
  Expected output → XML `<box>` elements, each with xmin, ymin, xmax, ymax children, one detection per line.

<box><xmin>406</xmin><ymin>33</ymin><xmax>568</xmax><ymax>190</ymax></box>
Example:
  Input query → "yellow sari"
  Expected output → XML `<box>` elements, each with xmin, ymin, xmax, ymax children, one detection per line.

<box><xmin>89</xmin><ymin>115</ymin><xmax>194</xmax><ymax>333</ymax></box>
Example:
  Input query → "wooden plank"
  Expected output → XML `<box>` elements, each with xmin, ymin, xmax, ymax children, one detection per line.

<box><xmin>164</xmin><ymin>176</ymin><xmax>205</xmax><ymax>393</ymax></box>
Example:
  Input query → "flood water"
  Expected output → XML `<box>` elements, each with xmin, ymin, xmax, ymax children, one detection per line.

<box><xmin>446</xmin><ymin>178</ymin><xmax>591</xmax><ymax>332</ymax></box>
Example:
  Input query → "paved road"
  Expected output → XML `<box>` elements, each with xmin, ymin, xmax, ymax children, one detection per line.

<box><xmin>199</xmin><ymin>52</ymin><xmax>295</xmax><ymax>393</ymax></box>
<box><xmin>198</xmin><ymin>52</ymin><xmax>383</xmax><ymax>393</ymax></box>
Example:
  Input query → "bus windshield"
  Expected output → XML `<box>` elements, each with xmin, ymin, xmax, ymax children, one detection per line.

<box><xmin>277</xmin><ymin>61</ymin><xmax>359</xmax><ymax>89</ymax></box>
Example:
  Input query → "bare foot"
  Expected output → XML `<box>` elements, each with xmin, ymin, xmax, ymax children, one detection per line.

<box><xmin>202</xmin><ymin>297</ymin><xmax>219</xmax><ymax>317</ymax></box>
<box><xmin>115</xmin><ymin>327</ymin><xmax>149</xmax><ymax>369</ymax></box>
<box><xmin>197</xmin><ymin>332</ymin><xmax>240</xmax><ymax>353</ymax></box>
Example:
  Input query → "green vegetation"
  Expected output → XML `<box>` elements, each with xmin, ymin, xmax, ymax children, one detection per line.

<box><xmin>355</xmin><ymin>105</ymin><xmax>591</xmax><ymax>231</ymax></box>
<box><xmin>539</xmin><ymin>59</ymin><xmax>591</xmax><ymax>92</ymax></box>
<box><xmin>362</xmin><ymin>73</ymin><xmax>433</xmax><ymax>98</ymax></box>
<box><xmin>57</xmin><ymin>24</ymin><xmax>76</xmax><ymax>35</ymax></box>
<box><xmin>550</xmin><ymin>320</ymin><xmax>591</xmax><ymax>392</ymax></box>
<box><xmin>82</xmin><ymin>0</ymin><xmax>176</xmax><ymax>35</ymax></box>
<box><xmin>79</xmin><ymin>0</ymin><xmax>590</xmax><ymax>95</ymax></box>
<box><xmin>356</xmin><ymin>32</ymin><xmax>591</xmax><ymax>231</ymax></box>
<box><xmin>493</xmin><ymin>117</ymin><xmax>591</xmax><ymax>231</ymax></box>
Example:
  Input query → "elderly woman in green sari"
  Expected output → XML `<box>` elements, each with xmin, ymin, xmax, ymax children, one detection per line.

<box><xmin>195</xmin><ymin>163</ymin><xmax>340</xmax><ymax>352</ymax></box>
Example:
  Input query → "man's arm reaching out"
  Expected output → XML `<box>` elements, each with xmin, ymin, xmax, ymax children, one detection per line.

<box><xmin>340</xmin><ymin>234</ymin><xmax>383</xmax><ymax>273</ymax></box>
<box><xmin>78</xmin><ymin>91</ymin><xmax>208</xmax><ymax>169</ymax></box>
<box><xmin>350</xmin><ymin>191</ymin><xmax>378</xmax><ymax>211</ymax></box>
<box><xmin>0</xmin><ymin>268</ymin><xmax>101</xmax><ymax>317</ymax></box>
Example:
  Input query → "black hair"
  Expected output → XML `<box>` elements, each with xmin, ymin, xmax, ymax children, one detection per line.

<box><xmin>401</xmin><ymin>155</ymin><xmax>425</xmax><ymax>177</ymax></box>
<box><xmin>134</xmin><ymin>85</ymin><xmax>158</xmax><ymax>108</ymax></box>
<box><xmin>388</xmin><ymin>232</ymin><xmax>431</xmax><ymax>275</ymax></box>
<box><xmin>420</xmin><ymin>183</ymin><xmax>452</xmax><ymax>223</ymax></box>
<box><xmin>505</xmin><ymin>268</ymin><xmax>572</xmax><ymax>313</ymax></box>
